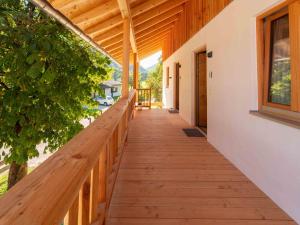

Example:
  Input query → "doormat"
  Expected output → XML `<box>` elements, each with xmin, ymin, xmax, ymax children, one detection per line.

<box><xmin>183</xmin><ymin>128</ymin><xmax>205</xmax><ymax>137</ymax></box>
<box><xmin>168</xmin><ymin>108</ymin><xmax>179</xmax><ymax>114</ymax></box>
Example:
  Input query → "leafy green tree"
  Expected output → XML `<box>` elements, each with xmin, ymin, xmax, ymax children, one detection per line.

<box><xmin>270</xmin><ymin>61</ymin><xmax>291</xmax><ymax>105</ymax></box>
<box><xmin>144</xmin><ymin>58</ymin><xmax>162</xmax><ymax>102</ymax></box>
<box><xmin>0</xmin><ymin>0</ymin><xmax>111</xmax><ymax>188</ymax></box>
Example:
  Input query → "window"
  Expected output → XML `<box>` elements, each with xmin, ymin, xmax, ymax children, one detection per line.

<box><xmin>265</xmin><ymin>12</ymin><xmax>291</xmax><ymax>108</ymax></box>
<box><xmin>166</xmin><ymin>67</ymin><xmax>170</xmax><ymax>88</ymax></box>
<box><xmin>257</xmin><ymin>0</ymin><xmax>300</xmax><ymax>115</ymax></box>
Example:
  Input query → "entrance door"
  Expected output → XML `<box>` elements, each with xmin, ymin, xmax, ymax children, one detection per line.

<box><xmin>195</xmin><ymin>52</ymin><xmax>207</xmax><ymax>133</ymax></box>
<box><xmin>174</xmin><ymin>63</ymin><xmax>180</xmax><ymax>111</ymax></box>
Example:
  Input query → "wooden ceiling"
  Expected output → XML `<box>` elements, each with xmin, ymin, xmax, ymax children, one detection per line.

<box><xmin>47</xmin><ymin>0</ymin><xmax>232</xmax><ymax>63</ymax></box>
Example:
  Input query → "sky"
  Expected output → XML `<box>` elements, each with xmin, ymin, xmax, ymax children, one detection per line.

<box><xmin>140</xmin><ymin>51</ymin><xmax>162</xmax><ymax>69</ymax></box>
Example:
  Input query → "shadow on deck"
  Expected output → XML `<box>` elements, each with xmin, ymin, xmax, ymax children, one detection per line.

<box><xmin>107</xmin><ymin>109</ymin><xmax>296</xmax><ymax>225</ymax></box>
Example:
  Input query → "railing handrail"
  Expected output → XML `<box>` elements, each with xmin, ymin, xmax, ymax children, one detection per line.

<box><xmin>0</xmin><ymin>89</ymin><xmax>136</xmax><ymax>225</ymax></box>
<box><xmin>136</xmin><ymin>88</ymin><xmax>151</xmax><ymax>109</ymax></box>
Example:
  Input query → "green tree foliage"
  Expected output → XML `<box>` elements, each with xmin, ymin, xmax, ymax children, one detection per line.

<box><xmin>144</xmin><ymin>58</ymin><xmax>162</xmax><ymax>102</ymax></box>
<box><xmin>270</xmin><ymin>60</ymin><xmax>291</xmax><ymax>105</ymax></box>
<box><xmin>0</xmin><ymin>0</ymin><xmax>111</xmax><ymax>187</ymax></box>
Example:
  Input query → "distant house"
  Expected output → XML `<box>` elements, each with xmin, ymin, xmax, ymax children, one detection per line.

<box><xmin>100</xmin><ymin>80</ymin><xmax>122</xmax><ymax>98</ymax></box>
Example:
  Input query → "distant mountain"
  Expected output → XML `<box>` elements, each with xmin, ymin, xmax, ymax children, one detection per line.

<box><xmin>110</xmin><ymin>61</ymin><xmax>122</xmax><ymax>81</ymax></box>
<box><xmin>145</xmin><ymin>64</ymin><xmax>157</xmax><ymax>72</ymax></box>
<box><xmin>128</xmin><ymin>64</ymin><xmax>148</xmax><ymax>74</ymax></box>
<box><xmin>139</xmin><ymin>66</ymin><xmax>147</xmax><ymax>74</ymax></box>
<box><xmin>110</xmin><ymin>61</ymin><xmax>149</xmax><ymax>82</ymax></box>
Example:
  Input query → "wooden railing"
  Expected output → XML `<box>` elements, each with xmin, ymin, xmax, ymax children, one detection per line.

<box><xmin>136</xmin><ymin>88</ymin><xmax>151</xmax><ymax>108</ymax></box>
<box><xmin>0</xmin><ymin>90</ymin><xmax>136</xmax><ymax>225</ymax></box>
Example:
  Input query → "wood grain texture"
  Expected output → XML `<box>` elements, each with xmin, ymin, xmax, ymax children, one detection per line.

<box><xmin>162</xmin><ymin>0</ymin><xmax>233</xmax><ymax>60</ymax></box>
<box><xmin>0</xmin><ymin>90</ymin><xmax>136</xmax><ymax>225</ymax></box>
<box><xmin>106</xmin><ymin>110</ymin><xmax>297</xmax><ymax>225</ymax></box>
<box><xmin>46</xmin><ymin>0</ymin><xmax>233</xmax><ymax>63</ymax></box>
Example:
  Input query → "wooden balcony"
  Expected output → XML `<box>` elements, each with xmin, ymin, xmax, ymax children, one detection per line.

<box><xmin>0</xmin><ymin>92</ymin><xmax>297</xmax><ymax>225</ymax></box>
<box><xmin>106</xmin><ymin>110</ymin><xmax>297</xmax><ymax>225</ymax></box>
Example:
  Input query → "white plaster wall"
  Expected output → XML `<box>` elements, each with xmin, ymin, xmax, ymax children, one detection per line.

<box><xmin>163</xmin><ymin>0</ymin><xmax>300</xmax><ymax>223</ymax></box>
<box><xmin>104</xmin><ymin>88</ymin><xmax>111</xmax><ymax>97</ymax></box>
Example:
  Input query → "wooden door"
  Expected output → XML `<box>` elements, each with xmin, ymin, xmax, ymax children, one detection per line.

<box><xmin>195</xmin><ymin>52</ymin><xmax>207</xmax><ymax>128</ymax></box>
<box><xmin>175</xmin><ymin>63</ymin><xmax>180</xmax><ymax>111</ymax></box>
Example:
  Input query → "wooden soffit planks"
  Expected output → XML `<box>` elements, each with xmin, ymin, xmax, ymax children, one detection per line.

<box><xmin>46</xmin><ymin>0</ymin><xmax>232</xmax><ymax>62</ymax></box>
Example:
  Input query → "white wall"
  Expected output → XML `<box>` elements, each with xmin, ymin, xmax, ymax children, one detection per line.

<box><xmin>104</xmin><ymin>88</ymin><xmax>111</xmax><ymax>97</ymax></box>
<box><xmin>163</xmin><ymin>0</ymin><xmax>300</xmax><ymax>223</ymax></box>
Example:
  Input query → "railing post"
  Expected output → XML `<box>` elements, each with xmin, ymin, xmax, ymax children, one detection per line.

<box><xmin>133</xmin><ymin>53</ymin><xmax>139</xmax><ymax>89</ymax></box>
<box><xmin>79</xmin><ymin>175</ymin><xmax>91</xmax><ymax>225</ymax></box>
<box><xmin>122</xmin><ymin>18</ymin><xmax>130</xmax><ymax>97</ymax></box>
<box><xmin>149</xmin><ymin>89</ymin><xmax>152</xmax><ymax>109</ymax></box>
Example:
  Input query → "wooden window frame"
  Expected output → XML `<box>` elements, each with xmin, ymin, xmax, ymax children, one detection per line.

<box><xmin>257</xmin><ymin>0</ymin><xmax>300</xmax><ymax>114</ymax></box>
<box><xmin>166</xmin><ymin>66</ymin><xmax>170</xmax><ymax>88</ymax></box>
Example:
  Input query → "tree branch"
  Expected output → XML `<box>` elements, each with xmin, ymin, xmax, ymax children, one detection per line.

<box><xmin>0</xmin><ymin>81</ymin><xmax>9</xmax><ymax>90</ymax></box>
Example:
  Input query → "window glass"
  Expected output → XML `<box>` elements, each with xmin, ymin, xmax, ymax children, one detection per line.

<box><xmin>268</xmin><ymin>14</ymin><xmax>291</xmax><ymax>105</ymax></box>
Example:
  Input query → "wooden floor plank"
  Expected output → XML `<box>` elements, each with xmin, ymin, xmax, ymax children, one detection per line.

<box><xmin>112</xmin><ymin>181</ymin><xmax>267</xmax><ymax>198</ymax></box>
<box><xmin>106</xmin><ymin>110</ymin><xmax>297</xmax><ymax>225</ymax></box>
<box><xmin>107</xmin><ymin>218</ymin><xmax>297</xmax><ymax>225</ymax></box>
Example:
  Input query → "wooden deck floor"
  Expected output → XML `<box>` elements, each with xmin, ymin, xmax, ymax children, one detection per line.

<box><xmin>106</xmin><ymin>110</ymin><xmax>297</xmax><ymax>225</ymax></box>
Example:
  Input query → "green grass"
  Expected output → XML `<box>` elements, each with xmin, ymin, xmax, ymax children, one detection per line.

<box><xmin>0</xmin><ymin>167</ymin><xmax>34</xmax><ymax>197</ymax></box>
<box><xmin>0</xmin><ymin>173</ymin><xmax>8</xmax><ymax>196</ymax></box>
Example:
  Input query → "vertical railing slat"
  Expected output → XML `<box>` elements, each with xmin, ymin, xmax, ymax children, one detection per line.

<box><xmin>79</xmin><ymin>175</ymin><xmax>90</xmax><ymax>225</ymax></box>
<box><xmin>64</xmin><ymin>195</ymin><xmax>79</xmax><ymax>225</ymax></box>
<box><xmin>90</xmin><ymin>161</ymin><xmax>99</xmax><ymax>224</ymax></box>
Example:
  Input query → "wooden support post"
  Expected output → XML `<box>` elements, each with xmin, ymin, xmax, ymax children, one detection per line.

<box><xmin>122</xmin><ymin>18</ymin><xmax>130</xmax><ymax>97</ymax></box>
<box><xmin>133</xmin><ymin>53</ymin><xmax>139</xmax><ymax>89</ymax></box>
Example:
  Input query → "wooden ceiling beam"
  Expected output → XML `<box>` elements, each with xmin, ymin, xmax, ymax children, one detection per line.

<box><xmin>139</xmin><ymin>45</ymin><xmax>163</xmax><ymax>58</ymax></box>
<box><xmin>49</xmin><ymin>0</ymin><xmax>73</xmax><ymax>8</ymax></box>
<box><xmin>139</xmin><ymin>47</ymin><xmax>163</xmax><ymax>58</ymax></box>
<box><xmin>108</xmin><ymin>46</ymin><xmax>123</xmax><ymax>56</ymax></box>
<box><xmin>117</xmin><ymin>0</ymin><xmax>138</xmax><ymax>54</ymax></box>
<box><xmin>109</xmin><ymin>41</ymin><xmax>164</xmax><ymax>62</ymax></box>
<box><xmin>79</xmin><ymin>0</ymin><xmax>183</xmax><ymax>37</ymax></box>
<box><xmin>111</xmin><ymin>51</ymin><xmax>133</xmax><ymax>62</ymax></box>
<box><xmin>139</xmin><ymin>51</ymin><xmax>162</xmax><ymax>60</ymax></box>
<box><xmin>72</xmin><ymin>0</ymin><xmax>119</xmax><ymax>26</ymax></box>
<box><xmin>135</xmin><ymin>10</ymin><xmax>182</xmax><ymax>34</ymax></box>
<box><xmin>109</xmin><ymin>44</ymin><xmax>134</xmax><ymax>57</ymax></box>
<box><xmin>136</xmin><ymin>27</ymin><xmax>171</xmax><ymax>43</ymax></box>
<box><xmin>131</xmin><ymin>0</ymin><xmax>169</xmax><ymax>17</ymax></box>
<box><xmin>132</xmin><ymin>0</ymin><xmax>188</xmax><ymax>26</ymax></box>
<box><xmin>137</xmin><ymin>36</ymin><xmax>168</xmax><ymax>49</ymax></box>
<box><xmin>136</xmin><ymin>20</ymin><xmax>177</xmax><ymax>38</ymax></box>
<box><xmin>139</xmin><ymin>48</ymin><xmax>162</xmax><ymax>58</ymax></box>
<box><xmin>111</xmin><ymin>53</ymin><xmax>122</xmax><ymax>59</ymax></box>
<box><xmin>100</xmin><ymin>34</ymin><xmax>123</xmax><ymax>48</ymax></box>
<box><xmin>85</xmin><ymin>14</ymin><xmax>123</xmax><ymax>38</ymax></box>
<box><xmin>138</xmin><ymin>40</ymin><xmax>163</xmax><ymax>50</ymax></box>
<box><xmin>136</xmin><ymin>31</ymin><xmax>171</xmax><ymax>47</ymax></box>
<box><xmin>136</xmin><ymin>24</ymin><xmax>173</xmax><ymax>40</ymax></box>
<box><xmin>137</xmin><ymin>38</ymin><xmax>166</xmax><ymax>50</ymax></box>
<box><xmin>94</xmin><ymin>24</ymin><xmax>123</xmax><ymax>43</ymax></box>
<box><xmin>137</xmin><ymin>31</ymin><xmax>169</xmax><ymax>44</ymax></box>
<box><xmin>104</xmin><ymin>41</ymin><xmax>123</xmax><ymax>52</ymax></box>
<box><xmin>59</xmin><ymin>0</ymin><xmax>103</xmax><ymax>19</ymax></box>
